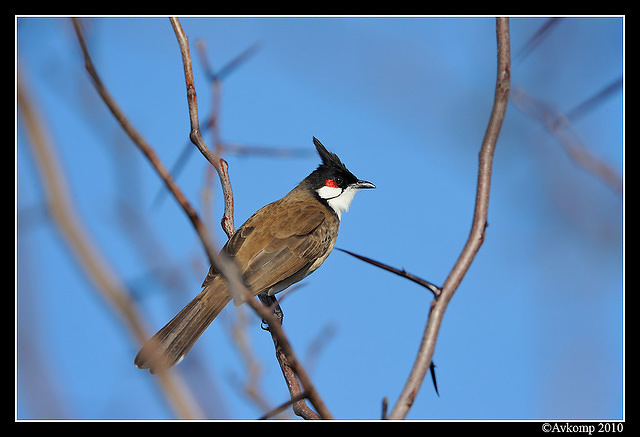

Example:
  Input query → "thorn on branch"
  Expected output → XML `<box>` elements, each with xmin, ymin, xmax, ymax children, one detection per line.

<box><xmin>338</xmin><ymin>248</ymin><xmax>441</xmax><ymax>397</ymax></box>
<box><xmin>430</xmin><ymin>361</ymin><xmax>439</xmax><ymax>397</ymax></box>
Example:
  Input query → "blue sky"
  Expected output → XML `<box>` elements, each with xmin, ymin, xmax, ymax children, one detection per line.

<box><xmin>17</xmin><ymin>16</ymin><xmax>623</xmax><ymax>420</ymax></box>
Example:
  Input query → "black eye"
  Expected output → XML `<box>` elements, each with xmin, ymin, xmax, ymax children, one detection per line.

<box><xmin>334</xmin><ymin>176</ymin><xmax>343</xmax><ymax>186</ymax></box>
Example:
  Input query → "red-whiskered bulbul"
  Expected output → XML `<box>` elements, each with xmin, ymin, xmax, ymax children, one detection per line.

<box><xmin>135</xmin><ymin>137</ymin><xmax>375</xmax><ymax>373</ymax></box>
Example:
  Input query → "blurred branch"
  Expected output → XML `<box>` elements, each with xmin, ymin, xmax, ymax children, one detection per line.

<box><xmin>203</xmin><ymin>41</ymin><xmax>261</xmax><ymax>82</ymax></box>
<box><xmin>153</xmin><ymin>140</ymin><xmax>314</xmax><ymax>209</ymax></box>
<box><xmin>515</xmin><ymin>17</ymin><xmax>562</xmax><ymax>63</ymax></box>
<box><xmin>511</xmin><ymin>84</ymin><xmax>622</xmax><ymax>194</ymax></box>
<box><xmin>387</xmin><ymin>17</ymin><xmax>511</xmax><ymax>419</ymax></box>
<box><xmin>17</xmin><ymin>70</ymin><xmax>203</xmax><ymax>420</ymax></box>
<box><xmin>152</xmin><ymin>38</ymin><xmax>311</xmax><ymax>210</ymax></box>
<box><xmin>224</xmin><ymin>308</ymin><xmax>276</xmax><ymax>416</ymax></box>
<box><xmin>564</xmin><ymin>76</ymin><xmax>622</xmax><ymax>124</ymax></box>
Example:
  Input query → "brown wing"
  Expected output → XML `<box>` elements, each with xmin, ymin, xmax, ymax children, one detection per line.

<box><xmin>228</xmin><ymin>197</ymin><xmax>338</xmax><ymax>296</ymax></box>
<box><xmin>201</xmin><ymin>194</ymin><xmax>338</xmax><ymax>296</ymax></box>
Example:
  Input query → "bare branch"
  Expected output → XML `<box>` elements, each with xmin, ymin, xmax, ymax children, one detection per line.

<box><xmin>169</xmin><ymin>17</ymin><xmax>236</xmax><ymax>239</ymax></box>
<box><xmin>387</xmin><ymin>17</ymin><xmax>511</xmax><ymax>419</ymax></box>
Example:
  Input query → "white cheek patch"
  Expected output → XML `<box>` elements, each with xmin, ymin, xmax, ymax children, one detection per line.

<box><xmin>316</xmin><ymin>185</ymin><xmax>342</xmax><ymax>201</ymax></box>
<box><xmin>317</xmin><ymin>185</ymin><xmax>358</xmax><ymax>220</ymax></box>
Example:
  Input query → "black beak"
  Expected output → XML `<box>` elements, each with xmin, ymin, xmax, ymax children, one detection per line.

<box><xmin>354</xmin><ymin>180</ymin><xmax>376</xmax><ymax>190</ymax></box>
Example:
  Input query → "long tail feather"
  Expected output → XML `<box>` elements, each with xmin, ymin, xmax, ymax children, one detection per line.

<box><xmin>134</xmin><ymin>281</ymin><xmax>231</xmax><ymax>374</ymax></box>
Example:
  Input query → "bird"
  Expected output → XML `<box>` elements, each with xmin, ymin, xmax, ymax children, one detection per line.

<box><xmin>134</xmin><ymin>137</ymin><xmax>375</xmax><ymax>373</ymax></box>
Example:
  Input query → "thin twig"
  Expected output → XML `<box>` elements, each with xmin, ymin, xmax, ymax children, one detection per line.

<box><xmin>258</xmin><ymin>391</ymin><xmax>310</xmax><ymax>420</ymax></box>
<box><xmin>169</xmin><ymin>17</ymin><xmax>236</xmax><ymax>239</ymax></box>
<box><xmin>337</xmin><ymin>248</ymin><xmax>441</xmax><ymax>297</ymax></box>
<box><xmin>387</xmin><ymin>17</ymin><xmax>511</xmax><ymax>419</ymax></box>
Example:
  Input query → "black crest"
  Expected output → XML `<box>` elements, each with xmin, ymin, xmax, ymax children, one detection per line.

<box><xmin>312</xmin><ymin>137</ymin><xmax>356</xmax><ymax>179</ymax></box>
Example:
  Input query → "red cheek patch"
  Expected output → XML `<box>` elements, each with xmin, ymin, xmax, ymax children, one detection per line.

<box><xmin>324</xmin><ymin>179</ymin><xmax>339</xmax><ymax>188</ymax></box>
